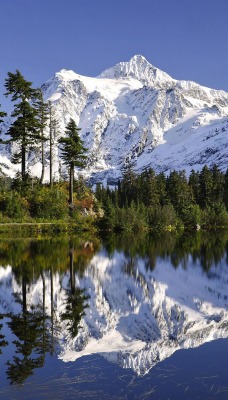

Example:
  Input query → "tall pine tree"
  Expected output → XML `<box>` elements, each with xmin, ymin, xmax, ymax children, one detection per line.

<box><xmin>0</xmin><ymin>104</ymin><xmax>6</xmax><ymax>124</ymax></box>
<box><xmin>58</xmin><ymin>118</ymin><xmax>87</xmax><ymax>207</ymax></box>
<box><xmin>4</xmin><ymin>70</ymin><xmax>40</xmax><ymax>181</ymax></box>
<box><xmin>34</xmin><ymin>89</ymin><xmax>49</xmax><ymax>184</ymax></box>
<box><xmin>48</xmin><ymin>101</ymin><xmax>59</xmax><ymax>187</ymax></box>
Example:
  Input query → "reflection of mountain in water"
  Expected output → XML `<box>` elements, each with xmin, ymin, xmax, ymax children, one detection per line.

<box><xmin>1</xmin><ymin>240</ymin><xmax>227</xmax><ymax>376</ymax></box>
<box><xmin>60</xmin><ymin>251</ymin><xmax>228</xmax><ymax>375</ymax></box>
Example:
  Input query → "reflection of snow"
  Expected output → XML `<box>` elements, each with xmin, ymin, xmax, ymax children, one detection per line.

<box><xmin>61</xmin><ymin>252</ymin><xmax>228</xmax><ymax>375</ymax></box>
<box><xmin>0</xmin><ymin>250</ymin><xmax>228</xmax><ymax>376</ymax></box>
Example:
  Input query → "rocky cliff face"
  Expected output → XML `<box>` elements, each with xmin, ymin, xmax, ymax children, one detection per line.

<box><xmin>1</xmin><ymin>55</ymin><xmax>228</xmax><ymax>182</ymax></box>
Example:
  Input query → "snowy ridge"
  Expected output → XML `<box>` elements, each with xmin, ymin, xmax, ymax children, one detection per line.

<box><xmin>98</xmin><ymin>55</ymin><xmax>174</xmax><ymax>88</ymax></box>
<box><xmin>1</xmin><ymin>55</ymin><xmax>228</xmax><ymax>181</ymax></box>
<box><xmin>1</xmin><ymin>250</ymin><xmax>228</xmax><ymax>376</ymax></box>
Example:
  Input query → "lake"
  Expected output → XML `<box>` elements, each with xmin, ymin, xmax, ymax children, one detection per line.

<box><xmin>0</xmin><ymin>232</ymin><xmax>228</xmax><ymax>399</ymax></box>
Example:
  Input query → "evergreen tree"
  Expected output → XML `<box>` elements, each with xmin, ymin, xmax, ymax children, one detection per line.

<box><xmin>0</xmin><ymin>104</ymin><xmax>7</xmax><ymax>162</ymax></box>
<box><xmin>4</xmin><ymin>70</ymin><xmax>40</xmax><ymax>181</ymax></box>
<box><xmin>199</xmin><ymin>165</ymin><xmax>213</xmax><ymax>208</ymax></box>
<box><xmin>224</xmin><ymin>168</ymin><xmax>228</xmax><ymax>210</ymax></box>
<box><xmin>166</xmin><ymin>170</ymin><xmax>193</xmax><ymax>216</ymax></box>
<box><xmin>0</xmin><ymin>104</ymin><xmax>6</xmax><ymax>124</ymax></box>
<box><xmin>211</xmin><ymin>164</ymin><xmax>225</xmax><ymax>205</ymax></box>
<box><xmin>58</xmin><ymin>118</ymin><xmax>87</xmax><ymax>207</ymax></box>
<box><xmin>189</xmin><ymin>169</ymin><xmax>200</xmax><ymax>204</ymax></box>
<box><xmin>121</xmin><ymin>164</ymin><xmax>137</xmax><ymax>206</ymax></box>
<box><xmin>34</xmin><ymin>89</ymin><xmax>49</xmax><ymax>184</ymax></box>
<box><xmin>156</xmin><ymin>172</ymin><xmax>168</xmax><ymax>206</ymax></box>
<box><xmin>140</xmin><ymin>168</ymin><xmax>159</xmax><ymax>207</ymax></box>
<box><xmin>48</xmin><ymin>101</ymin><xmax>59</xmax><ymax>187</ymax></box>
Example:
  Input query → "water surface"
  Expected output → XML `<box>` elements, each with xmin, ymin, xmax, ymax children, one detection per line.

<box><xmin>0</xmin><ymin>232</ymin><xmax>227</xmax><ymax>399</ymax></box>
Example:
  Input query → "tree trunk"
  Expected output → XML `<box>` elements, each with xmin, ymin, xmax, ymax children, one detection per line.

<box><xmin>22</xmin><ymin>142</ymin><xmax>26</xmax><ymax>180</ymax></box>
<box><xmin>69</xmin><ymin>245</ymin><xmax>75</xmax><ymax>295</ymax></box>
<box><xmin>40</xmin><ymin>132</ymin><xmax>45</xmax><ymax>184</ymax></box>
<box><xmin>41</xmin><ymin>271</ymin><xmax>45</xmax><ymax>314</ymax></box>
<box><xmin>40</xmin><ymin>270</ymin><xmax>46</xmax><ymax>354</ymax></box>
<box><xmin>50</xmin><ymin>267</ymin><xmax>54</xmax><ymax>355</ymax></box>
<box><xmin>49</xmin><ymin>103</ymin><xmax>53</xmax><ymax>188</ymax></box>
<box><xmin>22</xmin><ymin>275</ymin><xmax>27</xmax><ymax>314</ymax></box>
<box><xmin>69</xmin><ymin>163</ymin><xmax>74</xmax><ymax>207</ymax></box>
<box><xmin>50</xmin><ymin>130</ymin><xmax>53</xmax><ymax>187</ymax></box>
<box><xmin>22</xmin><ymin>112</ymin><xmax>26</xmax><ymax>181</ymax></box>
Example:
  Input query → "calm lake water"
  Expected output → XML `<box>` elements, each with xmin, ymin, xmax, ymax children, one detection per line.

<box><xmin>0</xmin><ymin>232</ymin><xmax>228</xmax><ymax>399</ymax></box>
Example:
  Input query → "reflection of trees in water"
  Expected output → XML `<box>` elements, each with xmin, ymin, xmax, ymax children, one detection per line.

<box><xmin>101</xmin><ymin>231</ymin><xmax>228</xmax><ymax>273</ymax></box>
<box><xmin>0</xmin><ymin>237</ymin><xmax>100</xmax><ymax>275</ymax></box>
<box><xmin>173</xmin><ymin>233</ymin><xmax>228</xmax><ymax>271</ymax></box>
<box><xmin>0</xmin><ymin>236</ymin><xmax>99</xmax><ymax>385</ymax></box>
<box><xmin>6</xmin><ymin>312</ymin><xmax>51</xmax><ymax>385</ymax></box>
<box><xmin>61</xmin><ymin>243</ymin><xmax>89</xmax><ymax>338</ymax></box>
<box><xmin>6</xmin><ymin>259</ymin><xmax>56</xmax><ymax>385</ymax></box>
<box><xmin>61</xmin><ymin>288</ymin><xmax>89</xmax><ymax>338</ymax></box>
<box><xmin>0</xmin><ymin>315</ymin><xmax>8</xmax><ymax>355</ymax></box>
<box><xmin>1</xmin><ymin>232</ymin><xmax>228</xmax><ymax>383</ymax></box>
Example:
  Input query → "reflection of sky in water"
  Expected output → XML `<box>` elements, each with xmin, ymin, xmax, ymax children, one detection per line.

<box><xmin>0</xmin><ymin>340</ymin><xmax>228</xmax><ymax>399</ymax></box>
<box><xmin>0</xmin><ymin>234</ymin><xmax>228</xmax><ymax>398</ymax></box>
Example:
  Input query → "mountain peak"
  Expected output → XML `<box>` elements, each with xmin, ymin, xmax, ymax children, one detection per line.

<box><xmin>129</xmin><ymin>54</ymin><xmax>147</xmax><ymax>63</ymax></box>
<box><xmin>3</xmin><ymin>55</ymin><xmax>228</xmax><ymax>183</ymax></box>
<box><xmin>55</xmin><ymin>69</ymin><xmax>80</xmax><ymax>81</ymax></box>
<box><xmin>98</xmin><ymin>55</ymin><xmax>174</xmax><ymax>87</ymax></box>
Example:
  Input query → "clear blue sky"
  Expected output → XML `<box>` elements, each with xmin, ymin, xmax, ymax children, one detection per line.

<box><xmin>1</xmin><ymin>0</ymin><xmax>228</xmax><ymax>110</ymax></box>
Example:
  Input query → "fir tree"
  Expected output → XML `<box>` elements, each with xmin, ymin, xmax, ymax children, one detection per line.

<box><xmin>224</xmin><ymin>168</ymin><xmax>228</xmax><ymax>210</ymax></box>
<box><xmin>199</xmin><ymin>165</ymin><xmax>213</xmax><ymax>208</ymax></box>
<box><xmin>4</xmin><ymin>70</ymin><xmax>40</xmax><ymax>181</ymax></box>
<box><xmin>211</xmin><ymin>164</ymin><xmax>225</xmax><ymax>205</ymax></box>
<box><xmin>189</xmin><ymin>169</ymin><xmax>200</xmax><ymax>204</ymax></box>
<box><xmin>48</xmin><ymin>101</ymin><xmax>59</xmax><ymax>187</ymax></box>
<box><xmin>34</xmin><ymin>89</ymin><xmax>49</xmax><ymax>184</ymax></box>
<box><xmin>58</xmin><ymin>118</ymin><xmax>87</xmax><ymax>207</ymax></box>
<box><xmin>0</xmin><ymin>105</ymin><xmax>7</xmax><ymax>165</ymax></box>
<box><xmin>0</xmin><ymin>104</ymin><xmax>6</xmax><ymax>124</ymax></box>
<box><xmin>121</xmin><ymin>164</ymin><xmax>137</xmax><ymax>206</ymax></box>
<box><xmin>156</xmin><ymin>172</ymin><xmax>168</xmax><ymax>206</ymax></box>
<box><xmin>141</xmin><ymin>168</ymin><xmax>159</xmax><ymax>207</ymax></box>
<box><xmin>166</xmin><ymin>170</ymin><xmax>193</xmax><ymax>216</ymax></box>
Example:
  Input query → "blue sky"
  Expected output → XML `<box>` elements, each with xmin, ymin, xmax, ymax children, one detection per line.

<box><xmin>1</xmin><ymin>0</ymin><xmax>228</xmax><ymax>110</ymax></box>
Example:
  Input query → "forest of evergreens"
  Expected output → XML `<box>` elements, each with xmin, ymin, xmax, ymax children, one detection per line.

<box><xmin>95</xmin><ymin>165</ymin><xmax>228</xmax><ymax>231</ymax></box>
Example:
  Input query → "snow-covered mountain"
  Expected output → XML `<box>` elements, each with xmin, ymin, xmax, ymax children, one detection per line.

<box><xmin>1</xmin><ymin>249</ymin><xmax>228</xmax><ymax>376</ymax></box>
<box><xmin>1</xmin><ymin>55</ymin><xmax>228</xmax><ymax>182</ymax></box>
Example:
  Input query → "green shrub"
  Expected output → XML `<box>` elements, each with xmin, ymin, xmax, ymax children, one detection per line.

<box><xmin>29</xmin><ymin>186</ymin><xmax>68</xmax><ymax>220</ymax></box>
<box><xmin>201</xmin><ymin>203</ymin><xmax>228</xmax><ymax>228</ymax></box>
<box><xmin>181</xmin><ymin>204</ymin><xmax>202</xmax><ymax>228</ymax></box>
<box><xmin>147</xmin><ymin>205</ymin><xmax>177</xmax><ymax>230</ymax></box>
<box><xmin>0</xmin><ymin>192</ymin><xmax>29</xmax><ymax>220</ymax></box>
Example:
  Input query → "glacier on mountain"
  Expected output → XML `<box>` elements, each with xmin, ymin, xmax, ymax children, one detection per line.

<box><xmin>1</xmin><ymin>55</ymin><xmax>228</xmax><ymax>182</ymax></box>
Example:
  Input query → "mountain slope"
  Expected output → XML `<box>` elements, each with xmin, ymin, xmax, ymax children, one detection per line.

<box><xmin>1</xmin><ymin>55</ymin><xmax>228</xmax><ymax>182</ymax></box>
